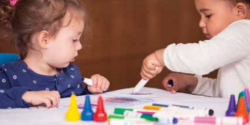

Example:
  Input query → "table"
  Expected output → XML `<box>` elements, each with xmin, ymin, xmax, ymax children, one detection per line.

<box><xmin>0</xmin><ymin>87</ymin><xmax>230</xmax><ymax>125</ymax></box>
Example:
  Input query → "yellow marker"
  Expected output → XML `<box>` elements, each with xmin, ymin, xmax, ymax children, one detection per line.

<box><xmin>143</xmin><ymin>105</ymin><xmax>163</xmax><ymax>110</ymax></box>
<box><xmin>66</xmin><ymin>94</ymin><xmax>80</xmax><ymax>121</ymax></box>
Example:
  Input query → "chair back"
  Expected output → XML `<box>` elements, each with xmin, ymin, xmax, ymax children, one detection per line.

<box><xmin>0</xmin><ymin>53</ymin><xmax>19</xmax><ymax>65</ymax></box>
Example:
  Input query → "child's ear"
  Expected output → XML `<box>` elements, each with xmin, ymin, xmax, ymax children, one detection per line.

<box><xmin>235</xmin><ymin>2</ymin><xmax>248</xmax><ymax>19</ymax></box>
<box><xmin>37</xmin><ymin>30</ymin><xmax>50</xmax><ymax>49</ymax></box>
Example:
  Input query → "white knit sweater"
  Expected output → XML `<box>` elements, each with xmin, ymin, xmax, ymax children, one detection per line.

<box><xmin>164</xmin><ymin>20</ymin><xmax>250</xmax><ymax>98</ymax></box>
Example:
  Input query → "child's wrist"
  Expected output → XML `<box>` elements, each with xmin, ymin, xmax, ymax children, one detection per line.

<box><xmin>22</xmin><ymin>91</ymin><xmax>32</xmax><ymax>103</ymax></box>
<box><xmin>154</xmin><ymin>49</ymin><xmax>165</xmax><ymax>67</ymax></box>
<box><xmin>186</xmin><ymin>76</ymin><xmax>198</xmax><ymax>92</ymax></box>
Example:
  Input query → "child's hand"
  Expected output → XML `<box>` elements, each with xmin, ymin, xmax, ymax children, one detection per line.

<box><xmin>141</xmin><ymin>49</ymin><xmax>165</xmax><ymax>80</ymax></box>
<box><xmin>87</xmin><ymin>74</ymin><xmax>110</xmax><ymax>94</ymax></box>
<box><xmin>22</xmin><ymin>91</ymin><xmax>60</xmax><ymax>108</ymax></box>
<box><xmin>162</xmin><ymin>73</ymin><xmax>198</xmax><ymax>94</ymax></box>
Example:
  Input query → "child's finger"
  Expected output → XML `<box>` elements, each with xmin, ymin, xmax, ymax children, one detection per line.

<box><xmin>43</xmin><ymin>98</ymin><xmax>52</xmax><ymax>108</ymax></box>
<box><xmin>140</xmin><ymin>70</ymin><xmax>154</xmax><ymax>80</ymax></box>
<box><xmin>96</xmin><ymin>77</ymin><xmax>103</xmax><ymax>90</ymax></box>
<box><xmin>171</xmin><ymin>89</ymin><xmax>176</xmax><ymax>94</ymax></box>
<box><xmin>163</xmin><ymin>82</ymin><xmax>172</xmax><ymax>91</ymax></box>
<box><xmin>104</xmin><ymin>80</ymin><xmax>110</xmax><ymax>91</ymax></box>
<box><xmin>51</xmin><ymin>91</ymin><xmax>60</xmax><ymax>102</ymax></box>
<box><xmin>100</xmin><ymin>78</ymin><xmax>106</xmax><ymax>91</ymax></box>
<box><xmin>46</xmin><ymin>95</ymin><xmax>57</xmax><ymax>107</ymax></box>
<box><xmin>142</xmin><ymin>64</ymin><xmax>158</xmax><ymax>75</ymax></box>
<box><xmin>91</xmin><ymin>76</ymin><xmax>98</xmax><ymax>87</ymax></box>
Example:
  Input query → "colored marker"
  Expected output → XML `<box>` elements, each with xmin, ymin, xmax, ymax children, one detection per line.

<box><xmin>152</xmin><ymin>103</ymin><xmax>214</xmax><ymax>116</ymax></box>
<box><xmin>133</xmin><ymin>79</ymin><xmax>149</xmax><ymax>93</ymax></box>
<box><xmin>114</xmin><ymin>108</ymin><xmax>158</xmax><ymax>115</ymax></box>
<box><xmin>168</xmin><ymin>79</ymin><xmax>174</xmax><ymax>87</ymax></box>
<box><xmin>108</xmin><ymin>114</ymin><xmax>147</xmax><ymax>122</ymax></box>
<box><xmin>110</xmin><ymin>111</ymin><xmax>158</xmax><ymax>122</ymax></box>
<box><xmin>152</xmin><ymin>106</ymin><xmax>209</xmax><ymax>117</ymax></box>
<box><xmin>109</xmin><ymin>119</ymin><xmax>175</xmax><ymax>125</ymax></box>
<box><xmin>191</xmin><ymin>116</ymin><xmax>245</xmax><ymax>125</ymax></box>
<box><xmin>82</xmin><ymin>78</ymin><xmax>93</xmax><ymax>86</ymax></box>
<box><xmin>244</xmin><ymin>88</ymin><xmax>250</xmax><ymax>113</ymax></box>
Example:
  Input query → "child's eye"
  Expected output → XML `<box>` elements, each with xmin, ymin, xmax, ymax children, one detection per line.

<box><xmin>72</xmin><ymin>39</ymin><xmax>79</xmax><ymax>42</ymax></box>
<box><xmin>205</xmin><ymin>14</ymin><xmax>212</xmax><ymax>18</ymax></box>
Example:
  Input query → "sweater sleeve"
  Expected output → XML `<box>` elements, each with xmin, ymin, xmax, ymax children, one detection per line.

<box><xmin>192</xmin><ymin>75</ymin><xmax>220</xmax><ymax>97</ymax></box>
<box><xmin>0</xmin><ymin>68</ymin><xmax>31</xmax><ymax>109</ymax></box>
<box><xmin>163</xmin><ymin>20</ymin><xmax>250</xmax><ymax>75</ymax></box>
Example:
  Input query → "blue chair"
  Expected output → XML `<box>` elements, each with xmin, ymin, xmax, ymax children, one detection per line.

<box><xmin>0</xmin><ymin>53</ymin><xmax>19</xmax><ymax>65</ymax></box>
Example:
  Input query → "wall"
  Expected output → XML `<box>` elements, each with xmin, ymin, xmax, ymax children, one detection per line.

<box><xmin>0</xmin><ymin>0</ymin><xmax>214</xmax><ymax>91</ymax></box>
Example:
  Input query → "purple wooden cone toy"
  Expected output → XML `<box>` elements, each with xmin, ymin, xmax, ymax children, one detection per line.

<box><xmin>226</xmin><ymin>94</ymin><xmax>237</xmax><ymax>116</ymax></box>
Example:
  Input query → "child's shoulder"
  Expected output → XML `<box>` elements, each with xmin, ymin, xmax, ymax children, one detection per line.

<box><xmin>0</xmin><ymin>60</ymin><xmax>24</xmax><ymax>71</ymax></box>
<box><xmin>230</xmin><ymin>19</ymin><xmax>250</xmax><ymax>27</ymax></box>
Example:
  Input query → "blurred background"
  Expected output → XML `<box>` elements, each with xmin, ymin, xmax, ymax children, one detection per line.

<box><xmin>0</xmin><ymin>0</ymin><xmax>216</xmax><ymax>91</ymax></box>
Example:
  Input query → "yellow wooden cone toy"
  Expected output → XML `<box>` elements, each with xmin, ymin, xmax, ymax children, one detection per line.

<box><xmin>66</xmin><ymin>94</ymin><xmax>80</xmax><ymax>121</ymax></box>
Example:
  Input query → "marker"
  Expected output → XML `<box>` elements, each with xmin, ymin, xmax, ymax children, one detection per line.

<box><xmin>114</xmin><ymin>108</ymin><xmax>158</xmax><ymax>115</ymax></box>
<box><xmin>109</xmin><ymin>119</ymin><xmax>175</xmax><ymax>125</ymax></box>
<box><xmin>168</xmin><ymin>79</ymin><xmax>174</xmax><ymax>87</ymax></box>
<box><xmin>108</xmin><ymin>114</ymin><xmax>147</xmax><ymax>122</ymax></box>
<box><xmin>152</xmin><ymin>103</ymin><xmax>214</xmax><ymax>116</ymax></box>
<box><xmin>133</xmin><ymin>79</ymin><xmax>148</xmax><ymax>93</ymax></box>
<box><xmin>150</xmin><ymin>106</ymin><xmax>209</xmax><ymax>117</ymax></box>
<box><xmin>82</xmin><ymin>78</ymin><xmax>93</xmax><ymax>86</ymax></box>
<box><xmin>109</xmin><ymin>112</ymin><xmax>158</xmax><ymax>122</ymax></box>
<box><xmin>191</xmin><ymin>116</ymin><xmax>245</xmax><ymax>125</ymax></box>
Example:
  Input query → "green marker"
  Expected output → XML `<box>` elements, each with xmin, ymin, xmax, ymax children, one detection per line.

<box><xmin>108</xmin><ymin>114</ymin><xmax>158</xmax><ymax>122</ymax></box>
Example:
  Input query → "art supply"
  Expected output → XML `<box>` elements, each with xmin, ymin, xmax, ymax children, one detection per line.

<box><xmin>81</xmin><ymin>95</ymin><xmax>94</xmax><ymax>121</ymax></box>
<box><xmin>244</xmin><ymin>88</ymin><xmax>250</xmax><ymax>113</ymax></box>
<box><xmin>65</xmin><ymin>94</ymin><xmax>80</xmax><ymax>121</ymax></box>
<box><xmin>191</xmin><ymin>116</ymin><xmax>244</xmax><ymax>125</ymax></box>
<box><xmin>242</xmin><ymin>91</ymin><xmax>250</xmax><ymax>113</ymax></box>
<box><xmin>82</xmin><ymin>78</ymin><xmax>93</xmax><ymax>86</ymax></box>
<box><xmin>133</xmin><ymin>79</ymin><xmax>149</xmax><ymax>93</ymax></box>
<box><xmin>109</xmin><ymin>119</ymin><xmax>174</xmax><ymax>125</ymax></box>
<box><xmin>152</xmin><ymin>106</ymin><xmax>209</xmax><ymax>117</ymax></box>
<box><xmin>235</xmin><ymin>97</ymin><xmax>249</xmax><ymax>123</ymax></box>
<box><xmin>226</xmin><ymin>94</ymin><xmax>237</xmax><ymax>116</ymax></box>
<box><xmin>123</xmin><ymin>111</ymin><xmax>158</xmax><ymax>121</ymax></box>
<box><xmin>94</xmin><ymin>96</ymin><xmax>107</xmax><ymax>122</ymax></box>
<box><xmin>114</xmin><ymin>108</ymin><xmax>159</xmax><ymax>115</ymax></box>
<box><xmin>168</xmin><ymin>79</ymin><xmax>174</xmax><ymax>87</ymax></box>
<box><xmin>152</xmin><ymin>103</ymin><xmax>214</xmax><ymax>116</ymax></box>
<box><xmin>109</xmin><ymin>112</ymin><xmax>158</xmax><ymax>122</ymax></box>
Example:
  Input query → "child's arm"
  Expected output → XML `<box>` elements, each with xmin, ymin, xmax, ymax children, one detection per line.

<box><xmin>192</xmin><ymin>75</ymin><xmax>219</xmax><ymax>97</ymax></box>
<box><xmin>0</xmin><ymin>68</ymin><xmax>60</xmax><ymax>109</ymax></box>
<box><xmin>22</xmin><ymin>91</ymin><xmax>60</xmax><ymax>108</ymax></box>
<box><xmin>87</xmin><ymin>74</ymin><xmax>110</xmax><ymax>94</ymax></box>
<box><xmin>0</xmin><ymin>69</ymin><xmax>31</xmax><ymax>108</ymax></box>
<box><xmin>162</xmin><ymin>73</ymin><xmax>198</xmax><ymax>94</ymax></box>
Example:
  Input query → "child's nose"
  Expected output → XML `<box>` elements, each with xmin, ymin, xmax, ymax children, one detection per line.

<box><xmin>199</xmin><ymin>19</ymin><xmax>206</xmax><ymax>28</ymax></box>
<box><xmin>76</xmin><ymin>42</ymin><xmax>82</xmax><ymax>51</ymax></box>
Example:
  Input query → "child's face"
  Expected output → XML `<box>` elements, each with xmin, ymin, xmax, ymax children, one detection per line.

<box><xmin>44</xmin><ymin>12</ymin><xmax>84</xmax><ymax>68</ymax></box>
<box><xmin>195</xmin><ymin>0</ymin><xmax>240</xmax><ymax>39</ymax></box>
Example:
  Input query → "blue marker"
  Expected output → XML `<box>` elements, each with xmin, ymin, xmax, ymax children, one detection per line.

<box><xmin>168</xmin><ymin>79</ymin><xmax>174</xmax><ymax>87</ymax></box>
